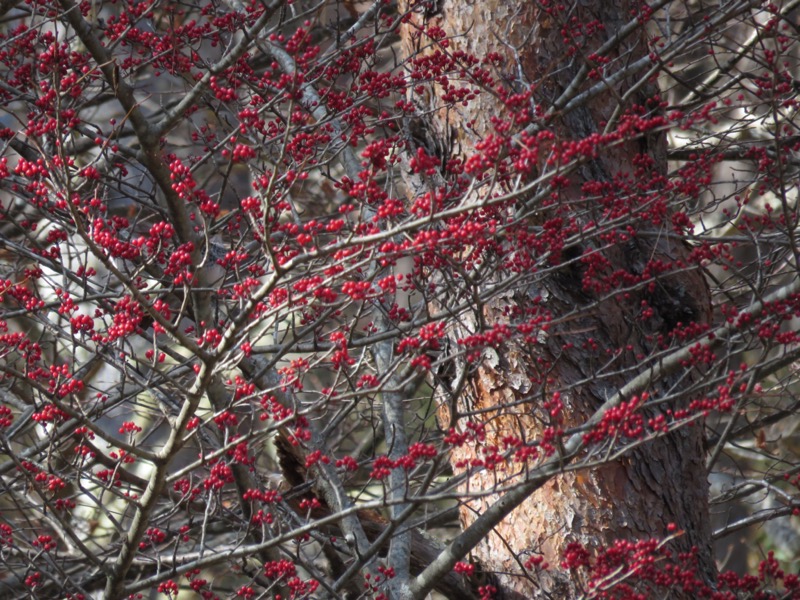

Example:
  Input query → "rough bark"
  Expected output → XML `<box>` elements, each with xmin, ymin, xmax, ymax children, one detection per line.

<box><xmin>400</xmin><ymin>1</ymin><xmax>715</xmax><ymax>597</ymax></box>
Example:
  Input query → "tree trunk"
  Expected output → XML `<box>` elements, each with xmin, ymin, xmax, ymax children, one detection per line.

<box><xmin>400</xmin><ymin>1</ymin><xmax>715</xmax><ymax>597</ymax></box>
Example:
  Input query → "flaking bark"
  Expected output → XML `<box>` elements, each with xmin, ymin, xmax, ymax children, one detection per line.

<box><xmin>400</xmin><ymin>0</ymin><xmax>715</xmax><ymax>596</ymax></box>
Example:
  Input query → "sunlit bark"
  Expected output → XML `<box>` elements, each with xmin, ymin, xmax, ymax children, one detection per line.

<box><xmin>401</xmin><ymin>1</ymin><xmax>715</xmax><ymax>596</ymax></box>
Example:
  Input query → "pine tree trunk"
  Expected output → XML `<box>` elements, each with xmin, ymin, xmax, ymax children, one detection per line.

<box><xmin>400</xmin><ymin>1</ymin><xmax>715</xmax><ymax>597</ymax></box>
